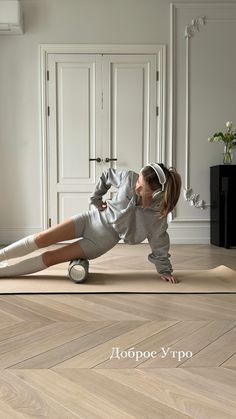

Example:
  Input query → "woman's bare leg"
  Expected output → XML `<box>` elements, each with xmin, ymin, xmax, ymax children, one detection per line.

<box><xmin>35</xmin><ymin>219</ymin><xmax>76</xmax><ymax>248</ymax></box>
<box><xmin>42</xmin><ymin>240</ymin><xmax>86</xmax><ymax>267</ymax></box>
<box><xmin>0</xmin><ymin>240</ymin><xmax>86</xmax><ymax>277</ymax></box>
<box><xmin>0</xmin><ymin>218</ymin><xmax>77</xmax><ymax>263</ymax></box>
<box><xmin>0</xmin><ymin>219</ymin><xmax>87</xmax><ymax>277</ymax></box>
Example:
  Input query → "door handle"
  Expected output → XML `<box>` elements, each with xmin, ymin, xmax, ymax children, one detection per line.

<box><xmin>89</xmin><ymin>158</ymin><xmax>102</xmax><ymax>163</ymax></box>
<box><xmin>105</xmin><ymin>158</ymin><xmax>118</xmax><ymax>163</ymax></box>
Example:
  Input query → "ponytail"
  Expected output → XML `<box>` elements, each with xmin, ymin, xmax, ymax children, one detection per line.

<box><xmin>160</xmin><ymin>167</ymin><xmax>182</xmax><ymax>217</ymax></box>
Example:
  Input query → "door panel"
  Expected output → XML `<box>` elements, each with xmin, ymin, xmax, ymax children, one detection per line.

<box><xmin>103</xmin><ymin>55</ymin><xmax>157</xmax><ymax>173</ymax></box>
<box><xmin>57</xmin><ymin>62</ymin><xmax>91</xmax><ymax>181</ymax></box>
<box><xmin>58</xmin><ymin>192</ymin><xmax>90</xmax><ymax>222</ymax></box>
<box><xmin>48</xmin><ymin>54</ymin><xmax>103</xmax><ymax>224</ymax></box>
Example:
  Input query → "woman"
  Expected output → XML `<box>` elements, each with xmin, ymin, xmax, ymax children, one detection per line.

<box><xmin>0</xmin><ymin>163</ymin><xmax>181</xmax><ymax>284</ymax></box>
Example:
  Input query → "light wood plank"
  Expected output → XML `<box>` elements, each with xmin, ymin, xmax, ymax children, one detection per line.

<box><xmin>0</xmin><ymin>321</ymin><xmax>51</xmax><ymax>343</ymax></box>
<box><xmin>10</xmin><ymin>321</ymin><xmax>144</xmax><ymax>369</ymax></box>
<box><xmin>10</xmin><ymin>369</ymin><xmax>137</xmax><ymax>419</ymax></box>
<box><xmin>96</xmin><ymin>321</ymin><xmax>207</xmax><ymax>368</ymax></box>
<box><xmin>16</xmin><ymin>369</ymin><xmax>190</xmax><ymax>419</ymax></box>
<box><xmin>221</xmin><ymin>352</ymin><xmax>236</xmax><ymax>367</ymax></box>
<box><xmin>0</xmin><ymin>296</ymin><xmax>55</xmax><ymax>322</ymax></box>
<box><xmin>0</xmin><ymin>322</ymin><xmax>110</xmax><ymax>368</ymax></box>
<box><xmin>32</xmin><ymin>294</ymin><xmax>148</xmax><ymax>321</ymax></box>
<box><xmin>0</xmin><ymin>370</ymin><xmax>81</xmax><ymax>418</ymax></box>
<box><xmin>139</xmin><ymin>320</ymin><xmax>236</xmax><ymax>368</ymax></box>
<box><xmin>96</xmin><ymin>368</ymin><xmax>236</xmax><ymax>418</ymax></box>
<box><xmin>52</xmin><ymin>320</ymin><xmax>179</xmax><ymax>369</ymax></box>
<box><xmin>181</xmin><ymin>327</ymin><xmax>236</xmax><ymax>367</ymax></box>
<box><xmin>0</xmin><ymin>295</ymin><xmax>86</xmax><ymax>322</ymax></box>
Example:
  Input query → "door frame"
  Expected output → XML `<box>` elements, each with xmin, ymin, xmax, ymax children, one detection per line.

<box><xmin>39</xmin><ymin>44</ymin><xmax>166</xmax><ymax>229</ymax></box>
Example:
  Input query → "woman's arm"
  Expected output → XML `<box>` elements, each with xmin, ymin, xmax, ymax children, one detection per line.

<box><xmin>90</xmin><ymin>168</ymin><xmax>128</xmax><ymax>208</ymax></box>
<box><xmin>147</xmin><ymin>220</ymin><xmax>178</xmax><ymax>284</ymax></box>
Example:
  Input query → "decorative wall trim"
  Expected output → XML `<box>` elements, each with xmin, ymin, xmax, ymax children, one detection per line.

<box><xmin>157</xmin><ymin>45</ymin><xmax>166</xmax><ymax>163</ymax></box>
<box><xmin>172</xmin><ymin>3</ymin><xmax>236</xmax><ymax>9</ymax></box>
<box><xmin>183</xmin><ymin>188</ymin><xmax>209</xmax><ymax>210</ymax></box>
<box><xmin>184</xmin><ymin>15</ymin><xmax>208</xmax><ymax>210</ymax></box>
<box><xmin>185</xmin><ymin>16</ymin><xmax>206</xmax><ymax>38</ymax></box>
<box><xmin>170</xmin><ymin>4</ymin><xmax>214</xmax><ymax>216</ymax></box>
<box><xmin>170</xmin><ymin>218</ymin><xmax>210</xmax><ymax>223</ymax></box>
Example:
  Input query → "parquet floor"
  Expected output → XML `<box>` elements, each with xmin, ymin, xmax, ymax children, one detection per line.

<box><xmin>0</xmin><ymin>244</ymin><xmax>236</xmax><ymax>418</ymax></box>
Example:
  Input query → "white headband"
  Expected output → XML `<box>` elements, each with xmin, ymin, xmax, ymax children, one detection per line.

<box><xmin>147</xmin><ymin>163</ymin><xmax>166</xmax><ymax>191</ymax></box>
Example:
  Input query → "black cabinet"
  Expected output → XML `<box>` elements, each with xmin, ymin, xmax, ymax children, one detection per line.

<box><xmin>210</xmin><ymin>165</ymin><xmax>236</xmax><ymax>248</ymax></box>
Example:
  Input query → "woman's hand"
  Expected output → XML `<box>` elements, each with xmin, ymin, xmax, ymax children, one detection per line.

<box><xmin>160</xmin><ymin>274</ymin><xmax>178</xmax><ymax>284</ymax></box>
<box><xmin>97</xmin><ymin>201</ymin><xmax>107</xmax><ymax>211</ymax></box>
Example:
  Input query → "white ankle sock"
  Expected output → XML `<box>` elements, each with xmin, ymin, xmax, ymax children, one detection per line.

<box><xmin>0</xmin><ymin>235</ymin><xmax>39</xmax><ymax>262</ymax></box>
<box><xmin>0</xmin><ymin>254</ymin><xmax>47</xmax><ymax>277</ymax></box>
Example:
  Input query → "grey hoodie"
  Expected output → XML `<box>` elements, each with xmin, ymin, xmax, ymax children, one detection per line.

<box><xmin>90</xmin><ymin>168</ymin><xmax>173</xmax><ymax>275</ymax></box>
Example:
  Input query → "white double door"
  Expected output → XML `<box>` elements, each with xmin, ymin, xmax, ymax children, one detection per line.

<box><xmin>47</xmin><ymin>53</ymin><xmax>159</xmax><ymax>226</ymax></box>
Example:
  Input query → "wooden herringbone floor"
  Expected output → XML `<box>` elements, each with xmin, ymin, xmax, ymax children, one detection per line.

<box><xmin>0</xmin><ymin>244</ymin><xmax>236</xmax><ymax>418</ymax></box>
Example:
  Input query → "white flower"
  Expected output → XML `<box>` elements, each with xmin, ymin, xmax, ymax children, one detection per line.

<box><xmin>226</xmin><ymin>121</ymin><xmax>233</xmax><ymax>129</ymax></box>
<box><xmin>208</xmin><ymin>121</ymin><xmax>236</xmax><ymax>149</ymax></box>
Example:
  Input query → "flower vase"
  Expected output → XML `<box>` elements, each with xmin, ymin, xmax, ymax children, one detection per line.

<box><xmin>223</xmin><ymin>145</ymin><xmax>233</xmax><ymax>164</ymax></box>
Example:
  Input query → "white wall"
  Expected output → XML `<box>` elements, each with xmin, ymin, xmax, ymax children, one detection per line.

<box><xmin>170</xmin><ymin>2</ymin><xmax>236</xmax><ymax>243</ymax></box>
<box><xmin>0</xmin><ymin>0</ymin><xmax>235</xmax><ymax>244</ymax></box>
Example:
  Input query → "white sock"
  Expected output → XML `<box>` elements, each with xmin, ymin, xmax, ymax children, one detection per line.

<box><xmin>0</xmin><ymin>254</ymin><xmax>47</xmax><ymax>277</ymax></box>
<box><xmin>0</xmin><ymin>235</ymin><xmax>39</xmax><ymax>262</ymax></box>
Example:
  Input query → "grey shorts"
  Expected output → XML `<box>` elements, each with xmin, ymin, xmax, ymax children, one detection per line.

<box><xmin>71</xmin><ymin>209</ymin><xmax>120</xmax><ymax>259</ymax></box>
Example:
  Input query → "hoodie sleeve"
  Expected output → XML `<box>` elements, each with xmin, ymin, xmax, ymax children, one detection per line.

<box><xmin>90</xmin><ymin>168</ymin><xmax>128</xmax><ymax>208</ymax></box>
<box><xmin>147</xmin><ymin>218</ymin><xmax>173</xmax><ymax>275</ymax></box>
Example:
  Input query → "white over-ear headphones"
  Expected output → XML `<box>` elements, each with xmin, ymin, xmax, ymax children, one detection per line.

<box><xmin>146</xmin><ymin>163</ymin><xmax>166</xmax><ymax>198</ymax></box>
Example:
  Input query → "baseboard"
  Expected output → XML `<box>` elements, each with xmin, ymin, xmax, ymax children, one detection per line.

<box><xmin>0</xmin><ymin>227</ymin><xmax>42</xmax><ymax>246</ymax></box>
<box><xmin>0</xmin><ymin>222</ymin><xmax>210</xmax><ymax>246</ymax></box>
<box><xmin>168</xmin><ymin>221</ymin><xmax>210</xmax><ymax>244</ymax></box>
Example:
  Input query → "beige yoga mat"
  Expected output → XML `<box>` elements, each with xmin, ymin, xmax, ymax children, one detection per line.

<box><xmin>0</xmin><ymin>265</ymin><xmax>236</xmax><ymax>294</ymax></box>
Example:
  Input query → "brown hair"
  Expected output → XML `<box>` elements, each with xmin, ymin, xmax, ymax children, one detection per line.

<box><xmin>141</xmin><ymin>164</ymin><xmax>182</xmax><ymax>217</ymax></box>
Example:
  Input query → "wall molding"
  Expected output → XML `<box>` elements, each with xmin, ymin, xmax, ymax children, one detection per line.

<box><xmin>171</xmin><ymin>4</ymin><xmax>227</xmax><ymax>220</ymax></box>
<box><xmin>185</xmin><ymin>16</ymin><xmax>206</xmax><ymax>38</ymax></box>
<box><xmin>184</xmin><ymin>14</ymin><xmax>208</xmax><ymax>210</ymax></box>
<box><xmin>171</xmin><ymin>3</ymin><xmax>236</xmax><ymax>9</ymax></box>
<box><xmin>0</xmin><ymin>228</ymin><xmax>42</xmax><ymax>245</ymax></box>
<box><xmin>168</xmin><ymin>220</ymin><xmax>210</xmax><ymax>244</ymax></box>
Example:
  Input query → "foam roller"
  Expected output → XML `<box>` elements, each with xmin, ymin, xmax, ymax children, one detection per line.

<box><xmin>68</xmin><ymin>258</ymin><xmax>89</xmax><ymax>283</ymax></box>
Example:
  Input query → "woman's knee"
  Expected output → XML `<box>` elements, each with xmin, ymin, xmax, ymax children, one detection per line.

<box><xmin>42</xmin><ymin>251</ymin><xmax>54</xmax><ymax>267</ymax></box>
<box><xmin>41</xmin><ymin>241</ymin><xmax>87</xmax><ymax>267</ymax></box>
<box><xmin>35</xmin><ymin>232</ymin><xmax>48</xmax><ymax>248</ymax></box>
